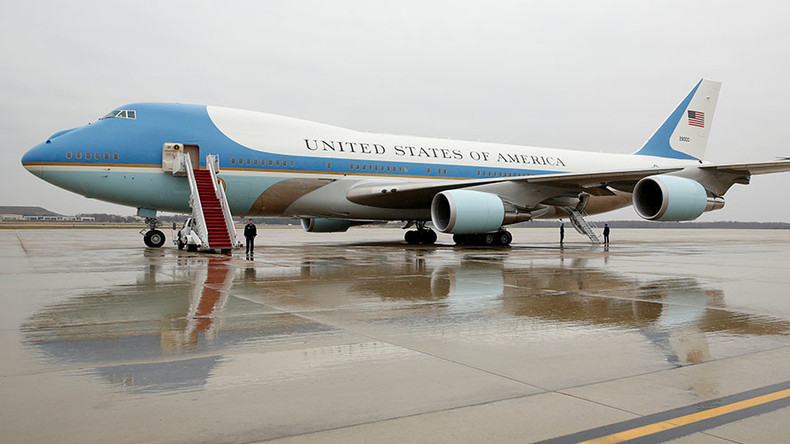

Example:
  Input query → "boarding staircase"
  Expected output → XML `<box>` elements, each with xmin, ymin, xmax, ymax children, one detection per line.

<box><xmin>177</xmin><ymin>152</ymin><xmax>241</xmax><ymax>251</ymax></box>
<box><xmin>564</xmin><ymin>207</ymin><xmax>601</xmax><ymax>244</ymax></box>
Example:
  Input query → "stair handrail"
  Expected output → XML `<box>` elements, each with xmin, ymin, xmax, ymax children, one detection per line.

<box><xmin>576</xmin><ymin>194</ymin><xmax>601</xmax><ymax>241</ymax></box>
<box><xmin>579</xmin><ymin>210</ymin><xmax>602</xmax><ymax>243</ymax></box>
<box><xmin>182</xmin><ymin>153</ymin><xmax>210</xmax><ymax>248</ymax></box>
<box><xmin>206</xmin><ymin>154</ymin><xmax>241</xmax><ymax>248</ymax></box>
<box><xmin>564</xmin><ymin>207</ymin><xmax>601</xmax><ymax>244</ymax></box>
<box><xmin>581</xmin><ymin>209</ymin><xmax>600</xmax><ymax>232</ymax></box>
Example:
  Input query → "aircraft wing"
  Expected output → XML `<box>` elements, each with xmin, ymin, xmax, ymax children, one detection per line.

<box><xmin>346</xmin><ymin>167</ymin><xmax>682</xmax><ymax>208</ymax></box>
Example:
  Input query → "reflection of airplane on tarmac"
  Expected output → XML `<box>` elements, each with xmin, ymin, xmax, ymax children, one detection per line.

<box><xmin>23</xmin><ymin>252</ymin><xmax>790</xmax><ymax>392</ymax></box>
<box><xmin>22</xmin><ymin>79</ymin><xmax>790</xmax><ymax>247</ymax></box>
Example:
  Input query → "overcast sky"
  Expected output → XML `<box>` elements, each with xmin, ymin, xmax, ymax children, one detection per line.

<box><xmin>3</xmin><ymin>1</ymin><xmax>789</xmax><ymax>221</ymax></box>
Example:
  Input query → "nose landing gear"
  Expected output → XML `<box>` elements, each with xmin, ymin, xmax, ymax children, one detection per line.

<box><xmin>141</xmin><ymin>217</ymin><xmax>166</xmax><ymax>248</ymax></box>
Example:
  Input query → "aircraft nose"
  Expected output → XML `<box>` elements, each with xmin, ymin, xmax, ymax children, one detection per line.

<box><xmin>21</xmin><ymin>141</ymin><xmax>48</xmax><ymax>178</ymax></box>
<box><xmin>22</xmin><ymin>126</ymin><xmax>82</xmax><ymax>178</ymax></box>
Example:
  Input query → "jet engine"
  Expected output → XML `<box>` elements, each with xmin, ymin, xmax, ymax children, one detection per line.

<box><xmin>300</xmin><ymin>218</ymin><xmax>352</xmax><ymax>233</ymax></box>
<box><xmin>431</xmin><ymin>190</ymin><xmax>505</xmax><ymax>234</ymax></box>
<box><xmin>633</xmin><ymin>175</ymin><xmax>724</xmax><ymax>221</ymax></box>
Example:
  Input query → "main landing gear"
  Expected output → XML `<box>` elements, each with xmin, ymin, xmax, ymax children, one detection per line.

<box><xmin>453</xmin><ymin>230</ymin><xmax>513</xmax><ymax>246</ymax></box>
<box><xmin>404</xmin><ymin>221</ymin><xmax>437</xmax><ymax>245</ymax></box>
<box><xmin>141</xmin><ymin>217</ymin><xmax>166</xmax><ymax>248</ymax></box>
<box><xmin>402</xmin><ymin>222</ymin><xmax>513</xmax><ymax>246</ymax></box>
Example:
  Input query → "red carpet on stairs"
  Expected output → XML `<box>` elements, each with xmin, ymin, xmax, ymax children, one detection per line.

<box><xmin>193</xmin><ymin>170</ymin><xmax>233</xmax><ymax>249</ymax></box>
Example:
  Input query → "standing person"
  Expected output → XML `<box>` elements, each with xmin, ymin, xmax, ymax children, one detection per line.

<box><xmin>603</xmin><ymin>223</ymin><xmax>610</xmax><ymax>245</ymax></box>
<box><xmin>244</xmin><ymin>219</ymin><xmax>257</xmax><ymax>258</ymax></box>
<box><xmin>560</xmin><ymin>222</ymin><xmax>565</xmax><ymax>246</ymax></box>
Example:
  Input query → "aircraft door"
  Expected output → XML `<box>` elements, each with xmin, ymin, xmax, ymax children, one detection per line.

<box><xmin>183</xmin><ymin>145</ymin><xmax>200</xmax><ymax>169</ymax></box>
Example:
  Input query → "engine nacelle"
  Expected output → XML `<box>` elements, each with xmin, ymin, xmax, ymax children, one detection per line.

<box><xmin>633</xmin><ymin>175</ymin><xmax>724</xmax><ymax>221</ymax></box>
<box><xmin>431</xmin><ymin>190</ymin><xmax>505</xmax><ymax>234</ymax></box>
<box><xmin>300</xmin><ymin>218</ymin><xmax>352</xmax><ymax>233</ymax></box>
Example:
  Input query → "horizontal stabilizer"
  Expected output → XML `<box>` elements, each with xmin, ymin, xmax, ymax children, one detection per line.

<box><xmin>700</xmin><ymin>159</ymin><xmax>790</xmax><ymax>176</ymax></box>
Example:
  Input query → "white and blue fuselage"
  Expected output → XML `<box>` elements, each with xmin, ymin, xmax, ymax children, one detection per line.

<box><xmin>26</xmin><ymin>79</ymin><xmax>787</xmax><ymax>246</ymax></box>
<box><xmin>22</xmin><ymin>102</ymin><xmax>693</xmax><ymax>219</ymax></box>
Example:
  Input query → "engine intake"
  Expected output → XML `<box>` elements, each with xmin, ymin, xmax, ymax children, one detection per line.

<box><xmin>431</xmin><ymin>190</ymin><xmax>505</xmax><ymax>234</ymax></box>
<box><xmin>301</xmin><ymin>218</ymin><xmax>352</xmax><ymax>233</ymax></box>
<box><xmin>633</xmin><ymin>175</ymin><xmax>724</xmax><ymax>221</ymax></box>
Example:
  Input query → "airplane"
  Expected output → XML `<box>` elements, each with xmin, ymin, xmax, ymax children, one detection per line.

<box><xmin>21</xmin><ymin>79</ymin><xmax>790</xmax><ymax>248</ymax></box>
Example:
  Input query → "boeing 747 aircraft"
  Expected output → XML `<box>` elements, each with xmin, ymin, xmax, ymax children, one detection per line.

<box><xmin>21</xmin><ymin>79</ymin><xmax>790</xmax><ymax>248</ymax></box>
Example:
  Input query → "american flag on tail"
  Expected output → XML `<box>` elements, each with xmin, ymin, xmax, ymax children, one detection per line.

<box><xmin>688</xmin><ymin>110</ymin><xmax>705</xmax><ymax>127</ymax></box>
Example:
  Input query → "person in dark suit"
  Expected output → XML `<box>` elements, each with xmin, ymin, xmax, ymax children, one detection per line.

<box><xmin>244</xmin><ymin>219</ymin><xmax>257</xmax><ymax>257</ymax></box>
<box><xmin>603</xmin><ymin>223</ymin><xmax>610</xmax><ymax>245</ymax></box>
<box><xmin>560</xmin><ymin>222</ymin><xmax>565</xmax><ymax>246</ymax></box>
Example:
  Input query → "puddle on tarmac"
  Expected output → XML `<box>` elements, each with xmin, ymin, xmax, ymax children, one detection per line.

<box><xmin>21</xmin><ymin>248</ymin><xmax>790</xmax><ymax>394</ymax></box>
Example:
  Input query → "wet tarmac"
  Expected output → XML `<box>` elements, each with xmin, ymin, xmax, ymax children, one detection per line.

<box><xmin>2</xmin><ymin>227</ymin><xmax>790</xmax><ymax>443</ymax></box>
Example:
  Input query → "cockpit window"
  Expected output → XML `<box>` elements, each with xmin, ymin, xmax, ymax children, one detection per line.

<box><xmin>100</xmin><ymin>109</ymin><xmax>137</xmax><ymax>120</ymax></box>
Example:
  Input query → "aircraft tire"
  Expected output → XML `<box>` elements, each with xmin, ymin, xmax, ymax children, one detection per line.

<box><xmin>453</xmin><ymin>232</ymin><xmax>510</xmax><ymax>247</ymax></box>
<box><xmin>421</xmin><ymin>229</ymin><xmax>437</xmax><ymax>244</ymax></box>
<box><xmin>405</xmin><ymin>230</ymin><xmax>419</xmax><ymax>244</ymax></box>
<box><xmin>496</xmin><ymin>231</ymin><xmax>512</xmax><ymax>246</ymax></box>
<box><xmin>144</xmin><ymin>230</ymin><xmax>166</xmax><ymax>248</ymax></box>
<box><xmin>481</xmin><ymin>233</ymin><xmax>495</xmax><ymax>246</ymax></box>
<box><xmin>187</xmin><ymin>244</ymin><xmax>198</xmax><ymax>252</ymax></box>
<box><xmin>177</xmin><ymin>239</ymin><xmax>185</xmax><ymax>250</ymax></box>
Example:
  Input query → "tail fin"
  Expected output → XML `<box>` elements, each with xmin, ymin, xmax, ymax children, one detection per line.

<box><xmin>634</xmin><ymin>79</ymin><xmax>721</xmax><ymax>160</ymax></box>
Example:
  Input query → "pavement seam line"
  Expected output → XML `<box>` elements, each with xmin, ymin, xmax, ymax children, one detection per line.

<box><xmin>14</xmin><ymin>230</ymin><xmax>30</xmax><ymax>254</ymax></box>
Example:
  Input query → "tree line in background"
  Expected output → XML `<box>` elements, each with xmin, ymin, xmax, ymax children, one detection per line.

<box><xmin>4</xmin><ymin>207</ymin><xmax>788</xmax><ymax>229</ymax></box>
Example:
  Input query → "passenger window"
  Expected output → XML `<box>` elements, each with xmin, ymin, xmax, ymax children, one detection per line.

<box><xmin>95</xmin><ymin>153</ymin><xmax>100</xmax><ymax>160</ymax></box>
<box><xmin>268</xmin><ymin>160</ymin><xmax>273</xmax><ymax>166</ymax></box>
<box><xmin>246</xmin><ymin>158</ymin><xmax>251</xmax><ymax>165</ymax></box>
<box><xmin>327</xmin><ymin>163</ymin><xmax>331</xmax><ymax>169</ymax></box>
<box><xmin>253</xmin><ymin>159</ymin><xmax>258</xmax><ymax>165</ymax></box>
<box><xmin>113</xmin><ymin>153</ymin><xmax>119</xmax><ymax>160</ymax></box>
<box><xmin>104</xmin><ymin>153</ymin><xmax>109</xmax><ymax>160</ymax></box>
<box><xmin>290</xmin><ymin>161</ymin><xmax>294</xmax><ymax>167</ymax></box>
<box><xmin>231</xmin><ymin>158</ymin><xmax>236</xmax><ymax>164</ymax></box>
<box><xmin>85</xmin><ymin>153</ymin><xmax>91</xmax><ymax>159</ymax></box>
<box><xmin>66</xmin><ymin>152</ymin><xmax>72</xmax><ymax>159</ymax></box>
<box><xmin>276</xmin><ymin>160</ymin><xmax>280</xmax><ymax>166</ymax></box>
<box><xmin>76</xmin><ymin>152</ymin><xmax>82</xmax><ymax>159</ymax></box>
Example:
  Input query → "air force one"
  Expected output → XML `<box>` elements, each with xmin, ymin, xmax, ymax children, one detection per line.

<box><xmin>21</xmin><ymin>79</ymin><xmax>790</xmax><ymax>248</ymax></box>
